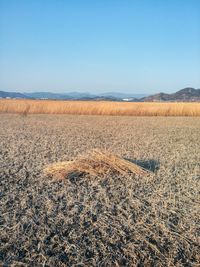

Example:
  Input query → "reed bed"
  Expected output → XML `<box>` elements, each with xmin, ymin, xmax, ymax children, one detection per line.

<box><xmin>0</xmin><ymin>99</ymin><xmax>200</xmax><ymax>116</ymax></box>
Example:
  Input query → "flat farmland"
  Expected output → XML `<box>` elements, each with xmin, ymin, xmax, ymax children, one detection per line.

<box><xmin>0</xmin><ymin>114</ymin><xmax>200</xmax><ymax>266</ymax></box>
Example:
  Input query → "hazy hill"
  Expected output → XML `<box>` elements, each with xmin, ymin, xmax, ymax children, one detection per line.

<box><xmin>142</xmin><ymin>88</ymin><xmax>200</xmax><ymax>102</ymax></box>
<box><xmin>25</xmin><ymin>92</ymin><xmax>97</xmax><ymax>99</ymax></box>
<box><xmin>0</xmin><ymin>91</ymin><xmax>30</xmax><ymax>99</ymax></box>
<box><xmin>0</xmin><ymin>88</ymin><xmax>199</xmax><ymax>102</ymax></box>
<box><xmin>0</xmin><ymin>91</ymin><xmax>139</xmax><ymax>101</ymax></box>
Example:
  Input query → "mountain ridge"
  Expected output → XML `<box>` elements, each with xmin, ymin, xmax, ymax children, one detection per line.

<box><xmin>142</xmin><ymin>87</ymin><xmax>200</xmax><ymax>102</ymax></box>
<box><xmin>0</xmin><ymin>88</ymin><xmax>199</xmax><ymax>102</ymax></box>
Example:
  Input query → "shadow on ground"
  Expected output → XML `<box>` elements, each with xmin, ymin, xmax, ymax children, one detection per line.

<box><xmin>126</xmin><ymin>158</ymin><xmax>160</xmax><ymax>172</ymax></box>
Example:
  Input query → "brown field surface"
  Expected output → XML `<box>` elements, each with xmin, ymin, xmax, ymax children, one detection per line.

<box><xmin>0</xmin><ymin>114</ymin><xmax>200</xmax><ymax>266</ymax></box>
<box><xmin>0</xmin><ymin>99</ymin><xmax>200</xmax><ymax>116</ymax></box>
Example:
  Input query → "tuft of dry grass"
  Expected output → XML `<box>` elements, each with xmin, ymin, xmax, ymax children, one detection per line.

<box><xmin>0</xmin><ymin>99</ymin><xmax>200</xmax><ymax>116</ymax></box>
<box><xmin>44</xmin><ymin>149</ymin><xmax>152</xmax><ymax>180</ymax></box>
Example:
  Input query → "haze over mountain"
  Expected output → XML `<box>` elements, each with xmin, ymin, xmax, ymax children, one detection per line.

<box><xmin>0</xmin><ymin>88</ymin><xmax>200</xmax><ymax>102</ymax></box>
<box><xmin>142</xmin><ymin>88</ymin><xmax>200</xmax><ymax>102</ymax></box>
<box><xmin>0</xmin><ymin>91</ymin><xmax>28</xmax><ymax>99</ymax></box>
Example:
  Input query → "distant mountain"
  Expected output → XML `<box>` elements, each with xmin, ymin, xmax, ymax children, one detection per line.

<box><xmin>142</xmin><ymin>88</ymin><xmax>200</xmax><ymax>102</ymax></box>
<box><xmin>0</xmin><ymin>90</ymin><xmax>139</xmax><ymax>101</ymax></box>
<box><xmin>25</xmin><ymin>92</ymin><xmax>97</xmax><ymax>99</ymax></box>
<box><xmin>0</xmin><ymin>91</ymin><xmax>31</xmax><ymax>99</ymax></box>
<box><xmin>0</xmin><ymin>88</ymin><xmax>199</xmax><ymax>101</ymax></box>
<box><xmin>25</xmin><ymin>91</ymin><xmax>146</xmax><ymax>100</ymax></box>
<box><xmin>173</xmin><ymin>88</ymin><xmax>200</xmax><ymax>101</ymax></box>
<box><xmin>25</xmin><ymin>92</ymin><xmax>67</xmax><ymax>99</ymax></box>
<box><xmin>99</xmin><ymin>92</ymin><xmax>147</xmax><ymax>99</ymax></box>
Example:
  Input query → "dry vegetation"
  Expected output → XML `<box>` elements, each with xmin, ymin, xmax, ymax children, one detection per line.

<box><xmin>0</xmin><ymin>114</ymin><xmax>200</xmax><ymax>266</ymax></box>
<box><xmin>44</xmin><ymin>149</ymin><xmax>152</xmax><ymax>180</ymax></box>
<box><xmin>0</xmin><ymin>99</ymin><xmax>200</xmax><ymax>116</ymax></box>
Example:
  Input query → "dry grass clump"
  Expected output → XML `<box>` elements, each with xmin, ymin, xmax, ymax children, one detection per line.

<box><xmin>0</xmin><ymin>99</ymin><xmax>200</xmax><ymax>116</ymax></box>
<box><xmin>44</xmin><ymin>149</ymin><xmax>151</xmax><ymax>180</ymax></box>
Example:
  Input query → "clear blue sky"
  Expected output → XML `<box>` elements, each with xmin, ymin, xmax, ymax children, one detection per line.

<box><xmin>0</xmin><ymin>0</ymin><xmax>199</xmax><ymax>94</ymax></box>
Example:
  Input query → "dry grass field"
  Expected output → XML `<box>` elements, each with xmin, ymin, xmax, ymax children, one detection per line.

<box><xmin>0</xmin><ymin>99</ymin><xmax>200</xmax><ymax>116</ymax></box>
<box><xmin>0</xmin><ymin>114</ymin><xmax>200</xmax><ymax>266</ymax></box>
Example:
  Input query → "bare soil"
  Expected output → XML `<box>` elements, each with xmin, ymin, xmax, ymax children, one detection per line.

<box><xmin>0</xmin><ymin>115</ymin><xmax>200</xmax><ymax>266</ymax></box>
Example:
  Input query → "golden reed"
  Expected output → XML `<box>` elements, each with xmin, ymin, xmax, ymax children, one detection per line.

<box><xmin>0</xmin><ymin>99</ymin><xmax>200</xmax><ymax>116</ymax></box>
